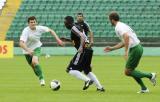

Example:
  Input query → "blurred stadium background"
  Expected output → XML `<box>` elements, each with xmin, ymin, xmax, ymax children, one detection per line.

<box><xmin>0</xmin><ymin>0</ymin><xmax>160</xmax><ymax>55</ymax></box>
<box><xmin>0</xmin><ymin>1</ymin><xmax>160</xmax><ymax>102</ymax></box>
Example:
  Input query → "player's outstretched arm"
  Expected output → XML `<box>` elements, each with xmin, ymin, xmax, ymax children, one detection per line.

<box><xmin>86</xmin><ymin>21</ymin><xmax>94</xmax><ymax>45</ymax></box>
<box><xmin>89</xmin><ymin>31</ymin><xmax>94</xmax><ymax>46</ymax></box>
<box><xmin>48</xmin><ymin>29</ymin><xmax>64</xmax><ymax>46</ymax></box>
<box><xmin>104</xmin><ymin>42</ymin><xmax>124</xmax><ymax>52</ymax></box>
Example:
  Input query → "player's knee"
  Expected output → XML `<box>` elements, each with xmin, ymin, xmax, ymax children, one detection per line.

<box><xmin>124</xmin><ymin>69</ymin><xmax>132</xmax><ymax>76</ymax></box>
<box><xmin>124</xmin><ymin>71</ymin><xmax>130</xmax><ymax>76</ymax></box>
<box><xmin>32</xmin><ymin>60</ymin><xmax>39</xmax><ymax>66</ymax></box>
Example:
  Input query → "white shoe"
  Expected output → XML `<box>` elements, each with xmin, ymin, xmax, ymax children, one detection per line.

<box><xmin>40</xmin><ymin>79</ymin><xmax>45</xmax><ymax>86</ymax></box>
<box><xmin>137</xmin><ymin>88</ymin><xmax>149</xmax><ymax>93</ymax></box>
<box><xmin>150</xmin><ymin>73</ymin><xmax>157</xmax><ymax>86</ymax></box>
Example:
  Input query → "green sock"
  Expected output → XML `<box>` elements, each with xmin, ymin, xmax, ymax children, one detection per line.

<box><xmin>130</xmin><ymin>70</ymin><xmax>152</xmax><ymax>79</ymax></box>
<box><xmin>133</xmin><ymin>77</ymin><xmax>147</xmax><ymax>90</ymax></box>
<box><xmin>34</xmin><ymin>64</ymin><xmax>44</xmax><ymax>80</ymax></box>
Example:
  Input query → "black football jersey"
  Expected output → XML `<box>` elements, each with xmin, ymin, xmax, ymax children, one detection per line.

<box><xmin>75</xmin><ymin>21</ymin><xmax>91</xmax><ymax>36</ymax></box>
<box><xmin>70</xmin><ymin>24</ymin><xmax>88</xmax><ymax>50</ymax></box>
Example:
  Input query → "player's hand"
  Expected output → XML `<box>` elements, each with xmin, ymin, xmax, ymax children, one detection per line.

<box><xmin>27</xmin><ymin>49</ymin><xmax>34</xmax><ymax>56</ymax></box>
<box><xmin>90</xmin><ymin>40</ymin><xmax>94</xmax><ymax>46</ymax></box>
<box><xmin>90</xmin><ymin>42</ymin><xmax>94</xmax><ymax>46</ymax></box>
<box><xmin>57</xmin><ymin>39</ymin><xmax>64</xmax><ymax>46</ymax></box>
<box><xmin>78</xmin><ymin>47</ymin><xmax>83</xmax><ymax>53</ymax></box>
<box><xmin>104</xmin><ymin>46</ymin><xmax>113</xmax><ymax>52</ymax></box>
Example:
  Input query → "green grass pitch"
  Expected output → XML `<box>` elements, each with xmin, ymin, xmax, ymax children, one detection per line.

<box><xmin>0</xmin><ymin>56</ymin><xmax>159</xmax><ymax>102</ymax></box>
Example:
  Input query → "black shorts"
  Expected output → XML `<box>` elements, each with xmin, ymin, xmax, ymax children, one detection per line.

<box><xmin>66</xmin><ymin>48</ymin><xmax>93</xmax><ymax>74</ymax></box>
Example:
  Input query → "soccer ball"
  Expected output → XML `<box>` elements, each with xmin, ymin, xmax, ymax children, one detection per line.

<box><xmin>50</xmin><ymin>80</ymin><xmax>60</xmax><ymax>91</ymax></box>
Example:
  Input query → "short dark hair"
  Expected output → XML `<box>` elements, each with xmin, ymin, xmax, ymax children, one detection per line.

<box><xmin>28</xmin><ymin>16</ymin><xmax>37</xmax><ymax>23</ymax></box>
<box><xmin>64</xmin><ymin>16</ymin><xmax>74</xmax><ymax>24</ymax></box>
<box><xmin>109</xmin><ymin>12</ymin><xmax>119</xmax><ymax>21</ymax></box>
<box><xmin>77</xmin><ymin>12</ymin><xmax>83</xmax><ymax>17</ymax></box>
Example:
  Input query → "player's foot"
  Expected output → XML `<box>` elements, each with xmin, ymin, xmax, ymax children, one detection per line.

<box><xmin>40</xmin><ymin>79</ymin><xmax>45</xmax><ymax>86</ymax></box>
<box><xmin>137</xmin><ymin>88</ymin><xmax>149</xmax><ymax>93</ymax></box>
<box><xmin>150</xmin><ymin>73</ymin><xmax>157</xmax><ymax>86</ymax></box>
<box><xmin>83</xmin><ymin>80</ymin><xmax>93</xmax><ymax>90</ymax></box>
<box><xmin>97</xmin><ymin>87</ymin><xmax>105</xmax><ymax>92</ymax></box>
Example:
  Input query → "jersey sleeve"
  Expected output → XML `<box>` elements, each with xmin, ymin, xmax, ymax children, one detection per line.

<box><xmin>20</xmin><ymin>28</ymin><xmax>28</xmax><ymax>42</ymax></box>
<box><xmin>84</xmin><ymin>21</ymin><xmax>92</xmax><ymax>32</ymax></box>
<box><xmin>116</xmin><ymin>25</ymin><xmax>128</xmax><ymax>36</ymax></box>
<box><xmin>71</xmin><ymin>26</ymin><xmax>83</xmax><ymax>37</ymax></box>
<box><xmin>39</xmin><ymin>26</ymin><xmax>50</xmax><ymax>33</ymax></box>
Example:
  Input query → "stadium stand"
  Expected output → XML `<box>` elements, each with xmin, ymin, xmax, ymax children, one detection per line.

<box><xmin>0</xmin><ymin>0</ymin><xmax>21</xmax><ymax>41</ymax></box>
<box><xmin>0</xmin><ymin>0</ymin><xmax>7</xmax><ymax>15</ymax></box>
<box><xmin>6</xmin><ymin>0</ymin><xmax>160</xmax><ymax>46</ymax></box>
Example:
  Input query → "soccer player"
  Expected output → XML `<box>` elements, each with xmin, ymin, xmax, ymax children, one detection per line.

<box><xmin>104</xmin><ymin>11</ymin><xmax>157</xmax><ymax>93</ymax></box>
<box><xmin>19</xmin><ymin>16</ymin><xmax>63</xmax><ymax>86</ymax></box>
<box><xmin>61</xmin><ymin>16</ymin><xmax>105</xmax><ymax>91</ymax></box>
<box><xmin>75</xmin><ymin>13</ymin><xmax>94</xmax><ymax>45</ymax></box>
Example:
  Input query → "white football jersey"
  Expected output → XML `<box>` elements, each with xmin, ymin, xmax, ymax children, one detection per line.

<box><xmin>115</xmin><ymin>22</ymin><xmax>140</xmax><ymax>48</ymax></box>
<box><xmin>20</xmin><ymin>26</ymin><xmax>49</xmax><ymax>54</ymax></box>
